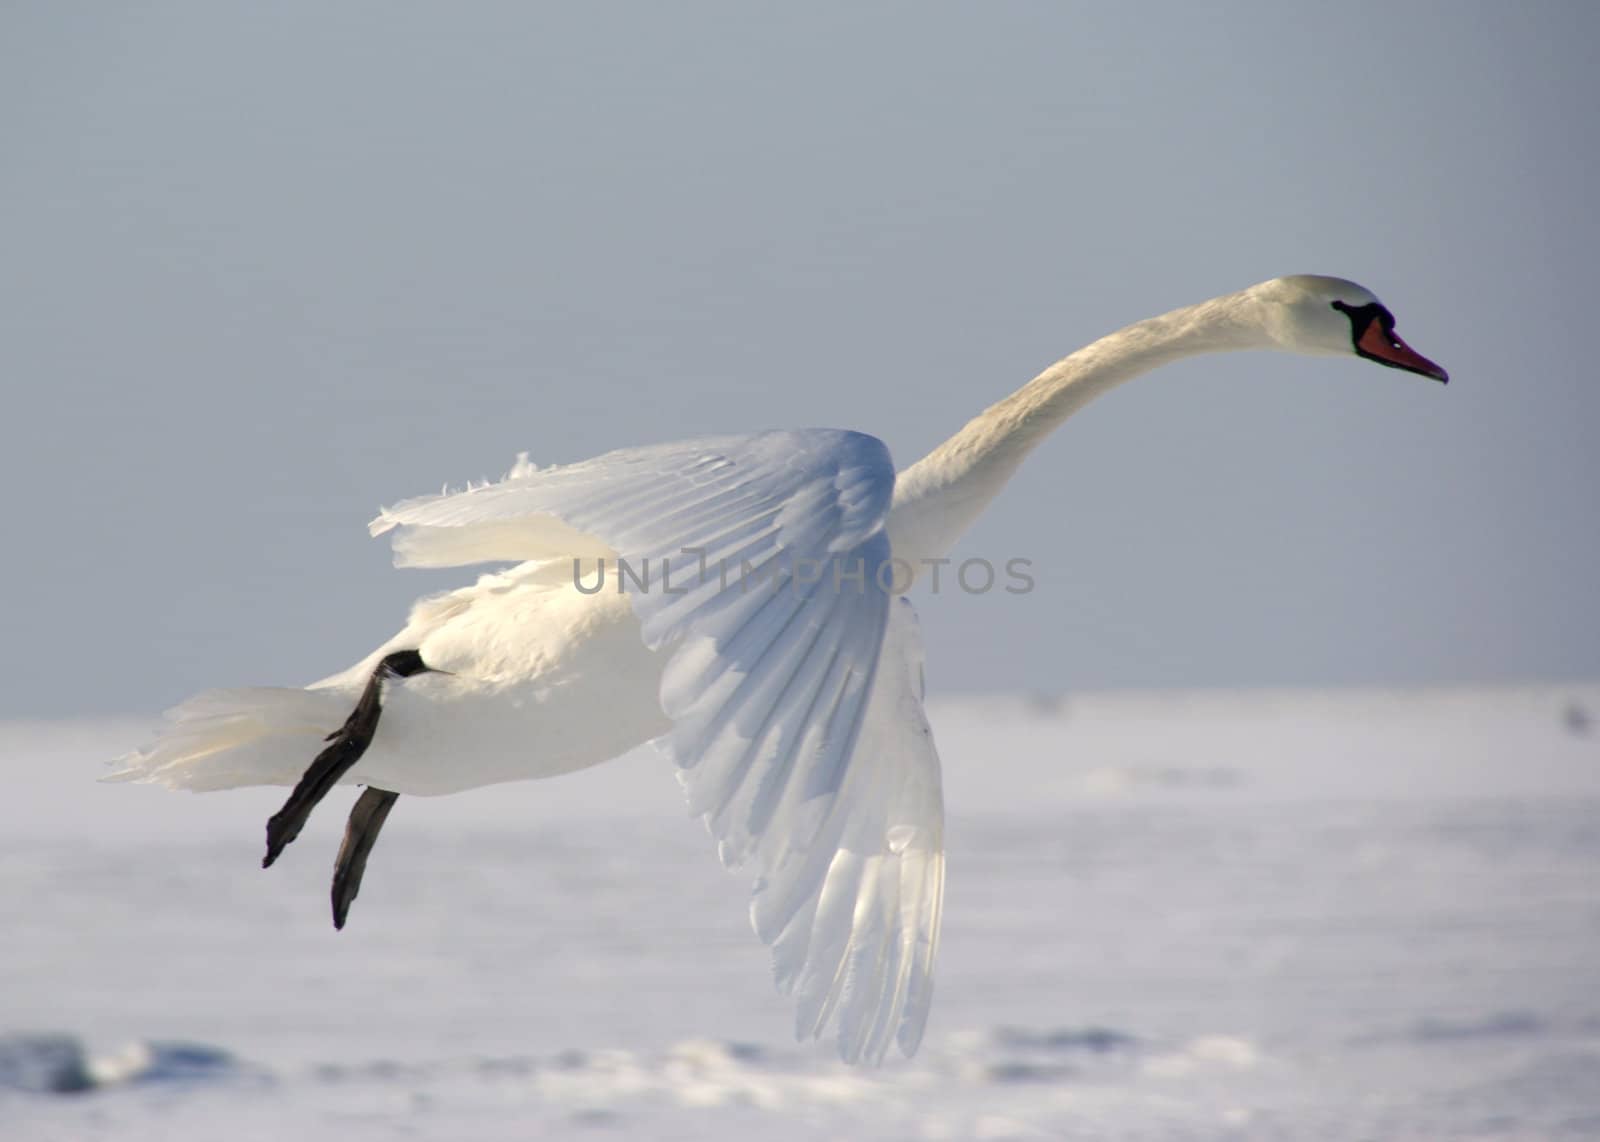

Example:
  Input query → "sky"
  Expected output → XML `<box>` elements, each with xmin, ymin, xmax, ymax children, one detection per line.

<box><xmin>1</xmin><ymin>2</ymin><xmax>1596</xmax><ymax>719</ymax></box>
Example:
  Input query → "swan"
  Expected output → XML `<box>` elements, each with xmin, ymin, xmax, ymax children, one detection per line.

<box><xmin>114</xmin><ymin>274</ymin><xmax>1446</xmax><ymax>1063</ymax></box>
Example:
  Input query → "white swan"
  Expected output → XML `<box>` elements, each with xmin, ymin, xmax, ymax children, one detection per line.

<box><xmin>114</xmin><ymin>275</ymin><xmax>1446</xmax><ymax>1063</ymax></box>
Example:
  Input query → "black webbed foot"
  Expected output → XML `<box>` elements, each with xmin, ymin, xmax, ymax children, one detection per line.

<box><xmin>331</xmin><ymin>786</ymin><xmax>400</xmax><ymax>929</ymax></box>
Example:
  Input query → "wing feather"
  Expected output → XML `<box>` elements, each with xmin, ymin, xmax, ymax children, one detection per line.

<box><xmin>372</xmin><ymin>430</ymin><xmax>944</xmax><ymax>1063</ymax></box>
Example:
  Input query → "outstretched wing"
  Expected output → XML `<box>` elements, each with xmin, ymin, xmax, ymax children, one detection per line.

<box><xmin>750</xmin><ymin>596</ymin><xmax>944</xmax><ymax>1062</ymax></box>
<box><xmin>371</xmin><ymin>429</ymin><xmax>945</xmax><ymax>1062</ymax></box>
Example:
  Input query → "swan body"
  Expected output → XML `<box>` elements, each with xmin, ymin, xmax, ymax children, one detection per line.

<box><xmin>115</xmin><ymin>274</ymin><xmax>1446</xmax><ymax>1063</ymax></box>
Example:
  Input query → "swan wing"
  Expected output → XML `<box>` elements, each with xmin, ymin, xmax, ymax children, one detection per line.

<box><xmin>372</xmin><ymin>429</ymin><xmax>945</xmax><ymax>1062</ymax></box>
<box><xmin>369</xmin><ymin>429</ymin><xmax>889</xmax><ymax>578</ymax></box>
<box><xmin>743</xmin><ymin>594</ymin><xmax>945</xmax><ymax>1062</ymax></box>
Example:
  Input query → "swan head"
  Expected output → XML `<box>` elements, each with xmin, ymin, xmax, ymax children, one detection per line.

<box><xmin>1252</xmin><ymin>274</ymin><xmax>1448</xmax><ymax>383</ymax></box>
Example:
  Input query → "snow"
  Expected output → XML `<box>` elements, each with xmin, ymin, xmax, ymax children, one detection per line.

<box><xmin>3</xmin><ymin>684</ymin><xmax>1599</xmax><ymax>1139</ymax></box>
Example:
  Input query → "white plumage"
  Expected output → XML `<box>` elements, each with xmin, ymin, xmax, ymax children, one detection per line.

<box><xmin>114</xmin><ymin>275</ymin><xmax>1445</xmax><ymax>1062</ymax></box>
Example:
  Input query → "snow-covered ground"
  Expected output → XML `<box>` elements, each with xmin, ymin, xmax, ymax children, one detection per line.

<box><xmin>4</xmin><ymin>685</ymin><xmax>1599</xmax><ymax>1140</ymax></box>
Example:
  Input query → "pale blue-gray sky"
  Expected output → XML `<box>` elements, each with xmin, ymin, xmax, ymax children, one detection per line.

<box><xmin>2</xmin><ymin>2</ymin><xmax>1595</xmax><ymax>718</ymax></box>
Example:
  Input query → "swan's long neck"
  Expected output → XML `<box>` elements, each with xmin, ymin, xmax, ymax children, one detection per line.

<box><xmin>887</xmin><ymin>288</ymin><xmax>1275</xmax><ymax>568</ymax></box>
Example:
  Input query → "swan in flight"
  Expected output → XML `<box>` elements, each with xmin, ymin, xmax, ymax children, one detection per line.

<box><xmin>115</xmin><ymin>275</ymin><xmax>1446</xmax><ymax>1063</ymax></box>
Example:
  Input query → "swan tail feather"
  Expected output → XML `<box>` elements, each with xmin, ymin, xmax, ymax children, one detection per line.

<box><xmin>107</xmin><ymin>687</ymin><xmax>351</xmax><ymax>792</ymax></box>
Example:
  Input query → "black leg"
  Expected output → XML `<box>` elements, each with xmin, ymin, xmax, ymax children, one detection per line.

<box><xmin>262</xmin><ymin>650</ymin><xmax>430</xmax><ymax>869</ymax></box>
<box><xmin>331</xmin><ymin>786</ymin><xmax>400</xmax><ymax>929</ymax></box>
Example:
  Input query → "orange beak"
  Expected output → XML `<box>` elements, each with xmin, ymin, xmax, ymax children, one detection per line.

<box><xmin>1357</xmin><ymin>322</ymin><xmax>1449</xmax><ymax>383</ymax></box>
